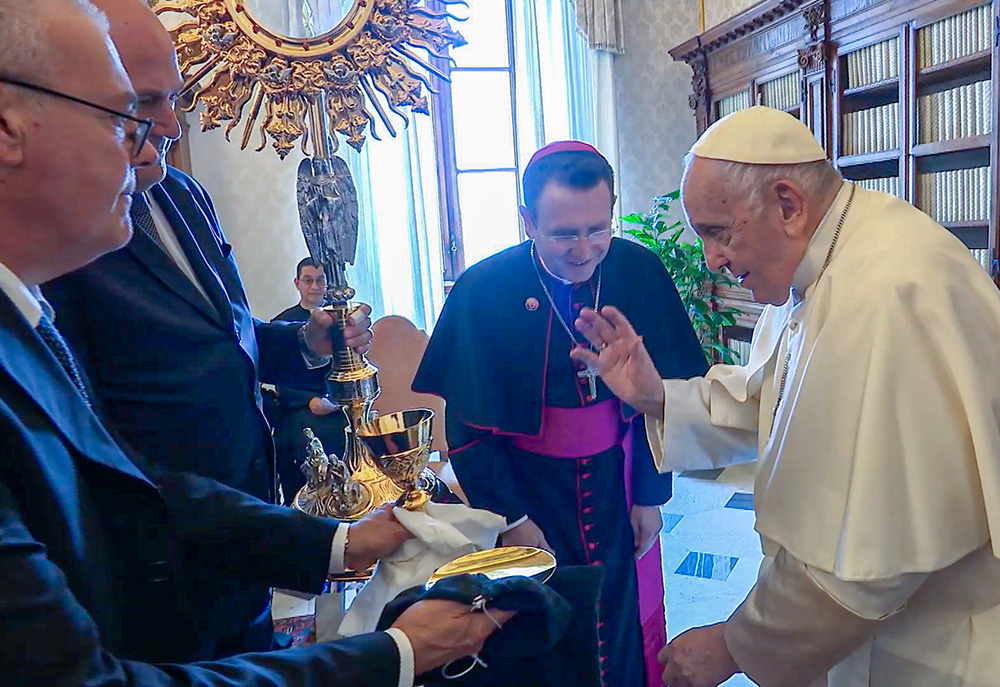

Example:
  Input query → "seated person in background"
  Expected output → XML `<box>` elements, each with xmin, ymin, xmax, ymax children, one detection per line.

<box><xmin>271</xmin><ymin>258</ymin><xmax>346</xmax><ymax>502</ymax></box>
<box><xmin>0</xmin><ymin>1</ymin><xmax>509</xmax><ymax>684</ymax></box>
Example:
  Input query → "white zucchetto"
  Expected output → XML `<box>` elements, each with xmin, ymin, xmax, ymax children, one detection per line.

<box><xmin>691</xmin><ymin>106</ymin><xmax>828</xmax><ymax>164</ymax></box>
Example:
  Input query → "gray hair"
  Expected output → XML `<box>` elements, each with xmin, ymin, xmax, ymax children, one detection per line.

<box><xmin>0</xmin><ymin>0</ymin><xmax>110</xmax><ymax>83</ymax></box>
<box><xmin>682</xmin><ymin>152</ymin><xmax>843</xmax><ymax>215</ymax></box>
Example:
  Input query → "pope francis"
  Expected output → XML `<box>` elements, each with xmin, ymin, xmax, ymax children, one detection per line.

<box><xmin>572</xmin><ymin>106</ymin><xmax>1000</xmax><ymax>687</ymax></box>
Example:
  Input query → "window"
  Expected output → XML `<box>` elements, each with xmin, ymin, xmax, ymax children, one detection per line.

<box><xmin>431</xmin><ymin>0</ymin><xmax>520</xmax><ymax>280</ymax></box>
<box><xmin>431</xmin><ymin>0</ymin><xmax>598</xmax><ymax>284</ymax></box>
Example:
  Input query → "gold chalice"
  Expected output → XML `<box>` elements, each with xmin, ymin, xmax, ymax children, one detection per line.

<box><xmin>356</xmin><ymin>409</ymin><xmax>435</xmax><ymax>510</ymax></box>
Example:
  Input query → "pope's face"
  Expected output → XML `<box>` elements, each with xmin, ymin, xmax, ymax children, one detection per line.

<box><xmin>682</xmin><ymin>157</ymin><xmax>804</xmax><ymax>305</ymax></box>
<box><xmin>522</xmin><ymin>180</ymin><xmax>614</xmax><ymax>284</ymax></box>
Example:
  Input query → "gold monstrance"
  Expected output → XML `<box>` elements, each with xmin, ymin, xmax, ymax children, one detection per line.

<box><xmin>153</xmin><ymin>0</ymin><xmax>465</xmax><ymax>520</ymax></box>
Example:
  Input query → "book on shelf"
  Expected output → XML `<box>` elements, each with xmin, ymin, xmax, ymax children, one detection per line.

<box><xmin>853</xmin><ymin>176</ymin><xmax>899</xmax><ymax>196</ymax></box>
<box><xmin>718</xmin><ymin>89</ymin><xmax>751</xmax><ymax>119</ymax></box>
<box><xmin>969</xmin><ymin>248</ymin><xmax>992</xmax><ymax>275</ymax></box>
<box><xmin>760</xmin><ymin>72</ymin><xmax>799</xmax><ymax>111</ymax></box>
<box><xmin>918</xmin><ymin>167</ymin><xmax>992</xmax><ymax>224</ymax></box>
<box><xmin>844</xmin><ymin>36</ymin><xmax>899</xmax><ymax>89</ymax></box>
<box><xmin>841</xmin><ymin>101</ymin><xmax>898</xmax><ymax>156</ymax></box>
<box><xmin>917</xmin><ymin>3</ymin><xmax>992</xmax><ymax>69</ymax></box>
<box><xmin>724</xmin><ymin>337</ymin><xmax>752</xmax><ymax>367</ymax></box>
<box><xmin>715</xmin><ymin>284</ymin><xmax>764</xmax><ymax>330</ymax></box>
<box><xmin>918</xmin><ymin>80</ymin><xmax>992</xmax><ymax>143</ymax></box>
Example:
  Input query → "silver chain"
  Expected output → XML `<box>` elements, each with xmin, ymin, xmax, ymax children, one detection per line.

<box><xmin>771</xmin><ymin>183</ymin><xmax>856</xmax><ymax>424</ymax></box>
<box><xmin>530</xmin><ymin>241</ymin><xmax>602</xmax><ymax>348</ymax></box>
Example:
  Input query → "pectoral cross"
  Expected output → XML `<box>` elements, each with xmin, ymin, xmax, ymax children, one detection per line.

<box><xmin>578</xmin><ymin>363</ymin><xmax>599</xmax><ymax>401</ymax></box>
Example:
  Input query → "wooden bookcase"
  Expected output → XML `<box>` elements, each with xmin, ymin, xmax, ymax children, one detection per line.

<box><xmin>670</xmin><ymin>0</ymin><xmax>999</xmax><ymax>360</ymax></box>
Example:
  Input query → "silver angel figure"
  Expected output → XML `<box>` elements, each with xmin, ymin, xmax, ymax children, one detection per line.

<box><xmin>297</xmin><ymin>428</ymin><xmax>366</xmax><ymax>516</ymax></box>
<box><xmin>296</xmin><ymin>155</ymin><xmax>360</xmax><ymax>302</ymax></box>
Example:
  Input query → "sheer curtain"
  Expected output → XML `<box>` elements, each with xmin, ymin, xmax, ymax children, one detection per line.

<box><xmin>342</xmin><ymin>114</ymin><xmax>445</xmax><ymax>334</ymax></box>
<box><xmin>514</xmin><ymin>0</ymin><xmax>599</xmax><ymax>169</ymax></box>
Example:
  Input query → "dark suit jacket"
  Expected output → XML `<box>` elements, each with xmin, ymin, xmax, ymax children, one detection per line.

<box><xmin>269</xmin><ymin>304</ymin><xmax>346</xmax><ymax>498</ymax></box>
<box><xmin>42</xmin><ymin>167</ymin><xmax>325</xmax><ymax>652</ymax></box>
<box><xmin>43</xmin><ymin>166</ymin><xmax>316</xmax><ymax>503</ymax></box>
<box><xmin>0</xmin><ymin>292</ymin><xmax>400</xmax><ymax>686</ymax></box>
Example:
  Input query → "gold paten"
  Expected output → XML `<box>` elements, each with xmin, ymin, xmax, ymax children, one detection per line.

<box><xmin>426</xmin><ymin>547</ymin><xmax>558</xmax><ymax>589</ymax></box>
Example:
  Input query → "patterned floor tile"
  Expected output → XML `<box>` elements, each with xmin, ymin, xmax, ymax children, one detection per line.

<box><xmin>661</xmin><ymin>512</ymin><xmax>683</xmax><ymax>533</ymax></box>
<box><xmin>680</xmin><ymin>468</ymin><xmax>725</xmax><ymax>480</ymax></box>
<box><xmin>669</xmin><ymin>508</ymin><xmax>761</xmax><ymax>557</ymax></box>
<box><xmin>674</xmin><ymin>551</ymin><xmax>740</xmax><ymax>581</ymax></box>
<box><xmin>724</xmin><ymin>492</ymin><xmax>754</xmax><ymax>510</ymax></box>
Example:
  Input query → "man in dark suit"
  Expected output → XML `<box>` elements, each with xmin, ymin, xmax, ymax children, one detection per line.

<box><xmin>41</xmin><ymin>0</ymin><xmax>371</xmax><ymax>656</ymax></box>
<box><xmin>270</xmin><ymin>258</ymin><xmax>347</xmax><ymax>501</ymax></box>
<box><xmin>0</xmin><ymin>1</ymin><xmax>507</xmax><ymax>684</ymax></box>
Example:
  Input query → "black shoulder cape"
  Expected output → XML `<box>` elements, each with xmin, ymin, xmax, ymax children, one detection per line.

<box><xmin>413</xmin><ymin>238</ymin><xmax>708</xmax><ymax>436</ymax></box>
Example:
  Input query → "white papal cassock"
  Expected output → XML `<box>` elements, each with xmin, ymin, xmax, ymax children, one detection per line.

<box><xmin>648</xmin><ymin>182</ymin><xmax>1000</xmax><ymax>687</ymax></box>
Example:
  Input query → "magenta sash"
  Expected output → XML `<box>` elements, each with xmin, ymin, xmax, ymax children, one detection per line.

<box><xmin>510</xmin><ymin>400</ymin><xmax>666</xmax><ymax>687</ymax></box>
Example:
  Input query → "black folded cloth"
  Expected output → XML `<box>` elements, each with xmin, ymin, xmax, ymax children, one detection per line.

<box><xmin>377</xmin><ymin>566</ymin><xmax>604</xmax><ymax>687</ymax></box>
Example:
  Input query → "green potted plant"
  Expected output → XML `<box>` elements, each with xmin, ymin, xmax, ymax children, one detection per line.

<box><xmin>622</xmin><ymin>190</ymin><xmax>742</xmax><ymax>364</ymax></box>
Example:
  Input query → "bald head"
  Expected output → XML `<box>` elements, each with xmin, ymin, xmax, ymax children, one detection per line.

<box><xmin>91</xmin><ymin>0</ymin><xmax>184</xmax><ymax>191</ymax></box>
<box><xmin>90</xmin><ymin>0</ymin><xmax>176</xmax><ymax>78</ymax></box>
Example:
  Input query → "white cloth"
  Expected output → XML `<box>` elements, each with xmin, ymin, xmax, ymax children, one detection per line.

<box><xmin>338</xmin><ymin>502</ymin><xmax>505</xmax><ymax>636</ymax></box>
<box><xmin>647</xmin><ymin>185</ymin><xmax>1000</xmax><ymax>684</ymax></box>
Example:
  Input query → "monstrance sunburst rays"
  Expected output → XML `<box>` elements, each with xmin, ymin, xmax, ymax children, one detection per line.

<box><xmin>149</xmin><ymin>0</ymin><xmax>465</xmax><ymax>159</ymax></box>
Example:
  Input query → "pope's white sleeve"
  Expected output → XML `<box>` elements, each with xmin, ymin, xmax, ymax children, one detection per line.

<box><xmin>645</xmin><ymin>365</ymin><xmax>759</xmax><ymax>473</ymax></box>
<box><xmin>724</xmin><ymin>548</ymin><xmax>886</xmax><ymax>687</ymax></box>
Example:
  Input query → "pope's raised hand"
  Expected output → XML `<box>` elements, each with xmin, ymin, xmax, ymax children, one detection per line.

<box><xmin>571</xmin><ymin>306</ymin><xmax>665</xmax><ymax>418</ymax></box>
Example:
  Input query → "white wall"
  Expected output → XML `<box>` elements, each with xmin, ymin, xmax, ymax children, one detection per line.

<box><xmin>186</xmin><ymin>123</ymin><xmax>308</xmax><ymax>319</ymax></box>
<box><xmin>611</xmin><ymin>0</ymin><xmax>763</xmax><ymax>218</ymax></box>
<box><xmin>612</xmin><ymin>0</ymin><xmax>701</xmax><ymax>218</ymax></box>
<box><xmin>705</xmin><ymin>0</ymin><xmax>761</xmax><ymax>30</ymax></box>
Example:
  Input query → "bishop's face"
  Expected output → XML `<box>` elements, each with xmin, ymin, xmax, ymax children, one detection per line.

<box><xmin>682</xmin><ymin>157</ymin><xmax>805</xmax><ymax>305</ymax></box>
<box><xmin>521</xmin><ymin>180</ymin><xmax>614</xmax><ymax>284</ymax></box>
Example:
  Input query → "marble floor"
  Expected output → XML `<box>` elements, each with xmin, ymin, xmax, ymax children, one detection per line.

<box><xmin>661</xmin><ymin>463</ymin><xmax>761</xmax><ymax>687</ymax></box>
<box><xmin>275</xmin><ymin>463</ymin><xmax>763</xmax><ymax>685</ymax></box>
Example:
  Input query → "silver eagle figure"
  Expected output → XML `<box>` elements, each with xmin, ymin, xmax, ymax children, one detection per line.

<box><xmin>296</xmin><ymin>155</ymin><xmax>360</xmax><ymax>303</ymax></box>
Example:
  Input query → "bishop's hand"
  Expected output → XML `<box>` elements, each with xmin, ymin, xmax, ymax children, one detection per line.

<box><xmin>571</xmin><ymin>307</ymin><xmax>665</xmax><ymax>418</ymax></box>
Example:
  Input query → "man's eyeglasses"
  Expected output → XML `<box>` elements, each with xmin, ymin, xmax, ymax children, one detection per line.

<box><xmin>541</xmin><ymin>228</ymin><xmax>613</xmax><ymax>246</ymax></box>
<box><xmin>0</xmin><ymin>76</ymin><xmax>154</xmax><ymax>156</ymax></box>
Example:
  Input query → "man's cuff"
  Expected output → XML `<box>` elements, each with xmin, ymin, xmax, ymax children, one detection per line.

<box><xmin>298</xmin><ymin>324</ymin><xmax>333</xmax><ymax>369</ymax></box>
<box><xmin>500</xmin><ymin>514</ymin><xmax>528</xmax><ymax>533</ymax></box>
<box><xmin>328</xmin><ymin>524</ymin><xmax>348</xmax><ymax>574</ymax></box>
<box><xmin>384</xmin><ymin>627</ymin><xmax>415</xmax><ymax>687</ymax></box>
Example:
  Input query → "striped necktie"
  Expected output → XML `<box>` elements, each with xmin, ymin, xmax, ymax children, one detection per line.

<box><xmin>130</xmin><ymin>194</ymin><xmax>168</xmax><ymax>254</ymax></box>
<box><xmin>36</xmin><ymin>315</ymin><xmax>92</xmax><ymax>407</ymax></box>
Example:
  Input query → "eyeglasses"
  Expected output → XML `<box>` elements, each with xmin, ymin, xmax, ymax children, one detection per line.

<box><xmin>0</xmin><ymin>76</ymin><xmax>154</xmax><ymax>156</ymax></box>
<box><xmin>299</xmin><ymin>276</ymin><xmax>327</xmax><ymax>286</ymax></box>
<box><xmin>541</xmin><ymin>228</ymin><xmax>613</xmax><ymax>246</ymax></box>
